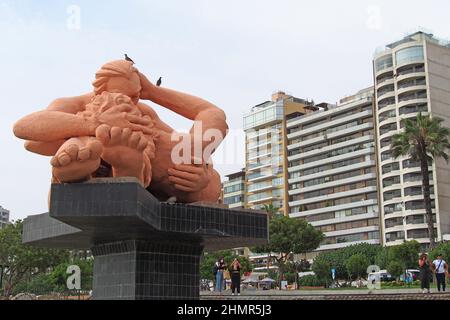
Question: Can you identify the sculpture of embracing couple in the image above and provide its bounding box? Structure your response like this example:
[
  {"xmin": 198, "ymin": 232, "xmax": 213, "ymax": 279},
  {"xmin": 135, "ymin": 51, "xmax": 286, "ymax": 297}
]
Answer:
[{"xmin": 13, "ymin": 60, "xmax": 228, "ymax": 203}]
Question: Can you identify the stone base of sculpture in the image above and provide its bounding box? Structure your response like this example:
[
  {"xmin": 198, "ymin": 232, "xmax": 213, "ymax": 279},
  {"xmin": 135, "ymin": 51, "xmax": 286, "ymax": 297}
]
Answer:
[{"xmin": 22, "ymin": 178, "xmax": 268, "ymax": 300}]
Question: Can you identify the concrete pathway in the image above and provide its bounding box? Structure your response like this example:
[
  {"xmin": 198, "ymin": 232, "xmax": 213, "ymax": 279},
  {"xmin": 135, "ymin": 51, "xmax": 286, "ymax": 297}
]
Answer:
[{"xmin": 201, "ymin": 289, "xmax": 450, "ymax": 300}]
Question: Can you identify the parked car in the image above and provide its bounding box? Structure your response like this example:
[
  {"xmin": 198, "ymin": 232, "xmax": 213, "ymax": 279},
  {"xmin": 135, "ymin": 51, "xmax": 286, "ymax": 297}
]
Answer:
[{"xmin": 368, "ymin": 270, "xmax": 394, "ymax": 282}]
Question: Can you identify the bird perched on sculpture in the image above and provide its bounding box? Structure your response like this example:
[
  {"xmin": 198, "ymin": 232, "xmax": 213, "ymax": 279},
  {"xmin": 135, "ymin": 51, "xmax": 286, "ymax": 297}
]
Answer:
[{"xmin": 124, "ymin": 54, "xmax": 135, "ymax": 64}]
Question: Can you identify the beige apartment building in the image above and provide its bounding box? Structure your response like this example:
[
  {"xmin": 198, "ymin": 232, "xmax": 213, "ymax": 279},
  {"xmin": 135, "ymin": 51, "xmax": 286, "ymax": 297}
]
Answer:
[{"xmin": 373, "ymin": 31, "xmax": 450, "ymax": 250}]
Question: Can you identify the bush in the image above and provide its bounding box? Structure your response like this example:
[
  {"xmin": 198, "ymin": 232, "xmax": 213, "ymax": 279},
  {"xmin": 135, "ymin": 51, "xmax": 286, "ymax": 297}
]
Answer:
[
  {"xmin": 12, "ymin": 273, "xmax": 62, "ymax": 296},
  {"xmin": 284, "ymin": 272, "xmax": 296, "ymax": 285},
  {"xmin": 312, "ymin": 243, "xmax": 382, "ymax": 285},
  {"xmin": 298, "ymin": 275, "xmax": 325, "ymax": 287},
  {"xmin": 345, "ymin": 254, "xmax": 370, "ymax": 280},
  {"xmin": 387, "ymin": 260, "xmax": 404, "ymax": 279}
]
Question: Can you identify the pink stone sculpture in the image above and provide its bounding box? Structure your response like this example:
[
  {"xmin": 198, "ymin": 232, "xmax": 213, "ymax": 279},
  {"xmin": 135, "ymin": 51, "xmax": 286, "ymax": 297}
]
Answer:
[{"xmin": 13, "ymin": 60, "xmax": 228, "ymax": 203}]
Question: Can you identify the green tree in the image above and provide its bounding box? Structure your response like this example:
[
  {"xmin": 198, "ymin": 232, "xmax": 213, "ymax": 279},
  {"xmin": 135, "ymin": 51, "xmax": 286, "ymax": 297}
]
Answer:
[
  {"xmin": 391, "ymin": 113, "xmax": 450, "ymax": 249},
  {"xmin": 311, "ymin": 252, "xmax": 335, "ymax": 287},
  {"xmin": 49, "ymin": 258, "xmax": 93, "ymax": 291},
  {"xmin": 375, "ymin": 247, "xmax": 391, "ymax": 270},
  {"xmin": 0, "ymin": 221, "xmax": 70, "ymax": 296},
  {"xmin": 345, "ymin": 254, "xmax": 370, "ymax": 281},
  {"xmin": 389, "ymin": 241, "xmax": 421, "ymax": 269},
  {"xmin": 429, "ymin": 242, "xmax": 450, "ymax": 262},
  {"xmin": 312, "ymin": 243, "xmax": 382, "ymax": 285},
  {"xmin": 258, "ymin": 216, "xmax": 323, "ymax": 289},
  {"xmin": 387, "ymin": 261, "xmax": 404, "ymax": 280},
  {"xmin": 200, "ymin": 250, "xmax": 252, "ymax": 281},
  {"xmin": 262, "ymin": 204, "xmax": 279, "ymax": 219}
]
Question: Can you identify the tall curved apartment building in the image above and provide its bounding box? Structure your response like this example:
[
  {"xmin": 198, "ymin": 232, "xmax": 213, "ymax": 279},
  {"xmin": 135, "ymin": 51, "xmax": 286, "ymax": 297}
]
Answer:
[{"xmin": 373, "ymin": 32, "xmax": 450, "ymax": 250}]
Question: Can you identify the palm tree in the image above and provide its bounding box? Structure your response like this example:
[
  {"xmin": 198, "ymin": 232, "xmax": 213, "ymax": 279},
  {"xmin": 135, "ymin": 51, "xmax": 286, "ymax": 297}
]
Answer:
[
  {"xmin": 391, "ymin": 113, "xmax": 450, "ymax": 249},
  {"xmin": 263, "ymin": 204, "xmax": 279, "ymax": 219},
  {"xmin": 262, "ymin": 204, "xmax": 279, "ymax": 272}
]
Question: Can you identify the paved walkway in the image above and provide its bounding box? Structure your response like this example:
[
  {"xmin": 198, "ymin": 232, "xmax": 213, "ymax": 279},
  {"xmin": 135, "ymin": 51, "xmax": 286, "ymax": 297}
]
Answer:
[{"xmin": 201, "ymin": 289, "xmax": 450, "ymax": 300}]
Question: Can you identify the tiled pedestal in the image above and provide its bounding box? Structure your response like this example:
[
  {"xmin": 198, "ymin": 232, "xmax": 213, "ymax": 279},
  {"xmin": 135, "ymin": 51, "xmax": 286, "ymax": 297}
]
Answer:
[{"xmin": 22, "ymin": 179, "xmax": 268, "ymax": 300}]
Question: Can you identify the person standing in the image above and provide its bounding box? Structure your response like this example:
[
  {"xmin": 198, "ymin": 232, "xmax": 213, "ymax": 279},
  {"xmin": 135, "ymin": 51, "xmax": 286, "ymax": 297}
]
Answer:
[
  {"xmin": 229, "ymin": 258, "xmax": 242, "ymax": 296},
  {"xmin": 214, "ymin": 257, "xmax": 226, "ymax": 293},
  {"xmin": 432, "ymin": 254, "xmax": 448, "ymax": 292},
  {"xmin": 419, "ymin": 253, "xmax": 432, "ymax": 294}
]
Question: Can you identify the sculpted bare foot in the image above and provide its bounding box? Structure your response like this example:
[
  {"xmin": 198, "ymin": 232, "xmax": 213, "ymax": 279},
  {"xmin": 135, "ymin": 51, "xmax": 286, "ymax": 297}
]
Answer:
[
  {"xmin": 95, "ymin": 125, "xmax": 148, "ymax": 183},
  {"xmin": 51, "ymin": 138, "xmax": 103, "ymax": 183}
]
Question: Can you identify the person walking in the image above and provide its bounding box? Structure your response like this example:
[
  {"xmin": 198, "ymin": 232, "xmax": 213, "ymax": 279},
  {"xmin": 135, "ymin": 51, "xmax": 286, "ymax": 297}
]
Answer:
[
  {"xmin": 214, "ymin": 257, "xmax": 226, "ymax": 293},
  {"xmin": 229, "ymin": 258, "xmax": 242, "ymax": 296},
  {"xmin": 419, "ymin": 253, "xmax": 432, "ymax": 294},
  {"xmin": 432, "ymin": 254, "xmax": 448, "ymax": 292}
]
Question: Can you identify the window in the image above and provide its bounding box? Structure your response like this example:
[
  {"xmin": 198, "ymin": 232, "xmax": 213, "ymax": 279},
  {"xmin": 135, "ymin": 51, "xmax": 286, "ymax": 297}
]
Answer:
[
  {"xmin": 383, "ymin": 176, "xmax": 400, "ymax": 187},
  {"xmin": 384, "ymin": 189, "xmax": 401, "ymax": 201},
  {"xmin": 396, "ymin": 46, "xmax": 424, "ymax": 66},
  {"xmin": 382, "ymin": 162, "xmax": 399, "ymax": 174},
  {"xmin": 405, "ymin": 200, "xmax": 435, "ymax": 211},
  {"xmin": 380, "ymin": 123, "xmax": 397, "ymax": 136},
  {"xmin": 402, "ymin": 159, "xmax": 421, "ymax": 169},
  {"xmin": 376, "ymin": 55, "xmax": 393, "ymax": 71},
  {"xmin": 379, "ymin": 109, "xmax": 396, "ymax": 122},
  {"xmin": 224, "ymin": 183, "xmax": 243, "ymax": 194},
  {"xmin": 386, "ymin": 231, "xmax": 404, "ymax": 242},
  {"xmin": 399, "ymin": 103, "xmax": 428, "ymax": 115},
  {"xmin": 384, "ymin": 203, "xmax": 403, "ymax": 214},
  {"xmin": 224, "ymin": 195, "xmax": 243, "ymax": 205},
  {"xmin": 385, "ymin": 217, "xmax": 403, "ymax": 228}
]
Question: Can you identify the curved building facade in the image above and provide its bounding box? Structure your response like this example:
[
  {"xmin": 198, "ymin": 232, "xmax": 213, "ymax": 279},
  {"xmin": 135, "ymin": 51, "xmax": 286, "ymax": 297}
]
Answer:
[{"xmin": 373, "ymin": 32, "xmax": 450, "ymax": 249}]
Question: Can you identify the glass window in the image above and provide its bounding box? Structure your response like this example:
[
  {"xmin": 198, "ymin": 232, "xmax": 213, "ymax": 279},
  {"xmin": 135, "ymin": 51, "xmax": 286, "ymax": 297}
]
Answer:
[
  {"xmin": 396, "ymin": 46, "xmax": 424, "ymax": 66},
  {"xmin": 376, "ymin": 55, "xmax": 393, "ymax": 72}
]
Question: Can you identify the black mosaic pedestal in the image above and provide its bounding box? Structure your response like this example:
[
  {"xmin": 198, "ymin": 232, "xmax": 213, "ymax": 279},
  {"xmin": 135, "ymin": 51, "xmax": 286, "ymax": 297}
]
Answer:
[{"xmin": 22, "ymin": 178, "xmax": 268, "ymax": 300}]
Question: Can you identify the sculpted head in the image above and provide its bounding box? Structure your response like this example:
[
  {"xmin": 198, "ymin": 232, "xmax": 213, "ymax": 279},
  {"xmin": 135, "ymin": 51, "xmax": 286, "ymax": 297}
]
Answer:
[{"xmin": 93, "ymin": 60, "xmax": 142, "ymax": 105}]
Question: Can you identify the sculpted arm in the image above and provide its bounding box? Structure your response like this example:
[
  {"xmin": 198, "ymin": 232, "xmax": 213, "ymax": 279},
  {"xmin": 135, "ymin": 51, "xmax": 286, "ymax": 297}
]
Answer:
[
  {"xmin": 139, "ymin": 73, "xmax": 229, "ymax": 152},
  {"xmin": 14, "ymin": 94, "xmax": 96, "ymax": 143}
]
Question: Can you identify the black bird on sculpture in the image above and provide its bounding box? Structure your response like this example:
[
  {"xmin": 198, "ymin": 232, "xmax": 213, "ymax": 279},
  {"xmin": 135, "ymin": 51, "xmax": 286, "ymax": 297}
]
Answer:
[
  {"xmin": 124, "ymin": 54, "xmax": 135, "ymax": 64},
  {"xmin": 156, "ymin": 77, "xmax": 162, "ymax": 87}
]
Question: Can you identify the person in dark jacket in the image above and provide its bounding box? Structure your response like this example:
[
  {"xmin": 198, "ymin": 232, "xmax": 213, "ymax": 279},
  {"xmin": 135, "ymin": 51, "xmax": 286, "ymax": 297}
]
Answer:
[
  {"xmin": 419, "ymin": 253, "xmax": 432, "ymax": 294},
  {"xmin": 229, "ymin": 258, "xmax": 242, "ymax": 296}
]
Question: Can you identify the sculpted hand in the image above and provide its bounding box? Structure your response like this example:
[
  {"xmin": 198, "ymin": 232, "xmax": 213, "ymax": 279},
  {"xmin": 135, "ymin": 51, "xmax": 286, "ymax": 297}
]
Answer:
[
  {"xmin": 138, "ymin": 72, "xmax": 156, "ymax": 101},
  {"xmin": 168, "ymin": 159, "xmax": 210, "ymax": 193},
  {"xmin": 94, "ymin": 104, "xmax": 154, "ymax": 135}
]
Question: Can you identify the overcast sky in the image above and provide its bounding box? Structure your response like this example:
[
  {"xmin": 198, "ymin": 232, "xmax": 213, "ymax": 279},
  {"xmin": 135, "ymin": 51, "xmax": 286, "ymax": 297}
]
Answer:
[{"xmin": 1, "ymin": 0, "xmax": 449, "ymax": 220}]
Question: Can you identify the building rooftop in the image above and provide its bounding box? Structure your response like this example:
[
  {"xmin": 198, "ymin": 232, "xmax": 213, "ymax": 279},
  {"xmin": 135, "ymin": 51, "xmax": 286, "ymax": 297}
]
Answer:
[
  {"xmin": 249, "ymin": 91, "xmax": 315, "ymax": 113},
  {"xmin": 225, "ymin": 169, "xmax": 245, "ymax": 181},
  {"xmin": 376, "ymin": 30, "xmax": 450, "ymax": 55}
]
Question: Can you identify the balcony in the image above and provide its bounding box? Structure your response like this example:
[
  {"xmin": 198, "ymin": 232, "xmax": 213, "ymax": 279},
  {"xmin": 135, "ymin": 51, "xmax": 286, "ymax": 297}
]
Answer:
[
  {"xmin": 377, "ymin": 85, "xmax": 395, "ymax": 98},
  {"xmin": 288, "ymin": 147, "xmax": 375, "ymax": 173},
  {"xmin": 287, "ymin": 110, "xmax": 372, "ymax": 140},
  {"xmin": 247, "ymin": 162, "xmax": 272, "ymax": 172},
  {"xmin": 289, "ymin": 185, "xmax": 377, "ymax": 207},
  {"xmin": 247, "ymin": 151, "xmax": 272, "ymax": 162},
  {"xmin": 397, "ymin": 84, "xmax": 427, "ymax": 97},
  {"xmin": 289, "ymin": 199, "xmax": 378, "ymax": 219},
  {"xmin": 288, "ymin": 160, "xmax": 375, "ymax": 185},
  {"xmin": 376, "ymin": 77, "xmax": 394, "ymax": 89},
  {"xmin": 287, "ymin": 135, "xmax": 373, "ymax": 162},
  {"xmin": 289, "ymin": 174, "xmax": 377, "ymax": 197},
  {"xmin": 247, "ymin": 171, "xmax": 277, "ymax": 183},
  {"xmin": 247, "ymin": 181, "xmax": 276, "ymax": 193}
]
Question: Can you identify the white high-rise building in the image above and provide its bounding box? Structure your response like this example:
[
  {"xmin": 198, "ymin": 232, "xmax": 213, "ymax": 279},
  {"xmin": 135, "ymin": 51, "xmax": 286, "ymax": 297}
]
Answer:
[
  {"xmin": 286, "ymin": 88, "xmax": 381, "ymax": 253},
  {"xmin": 373, "ymin": 31, "xmax": 450, "ymax": 249}
]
